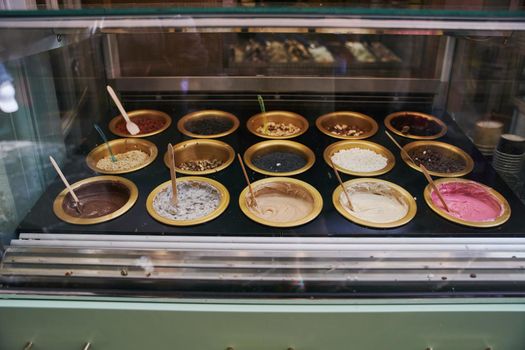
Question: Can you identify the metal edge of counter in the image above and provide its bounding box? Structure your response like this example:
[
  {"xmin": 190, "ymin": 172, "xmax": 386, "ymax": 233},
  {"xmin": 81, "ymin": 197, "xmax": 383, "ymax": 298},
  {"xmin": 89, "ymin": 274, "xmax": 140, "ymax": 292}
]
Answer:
[{"xmin": 1, "ymin": 234, "xmax": 525, "ymax": 298}]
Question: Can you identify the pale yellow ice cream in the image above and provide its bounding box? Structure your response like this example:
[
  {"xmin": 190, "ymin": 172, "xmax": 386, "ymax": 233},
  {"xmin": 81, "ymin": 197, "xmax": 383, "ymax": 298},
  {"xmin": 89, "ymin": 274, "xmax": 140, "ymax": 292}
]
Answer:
[{"xmin": 340, "ymin": 182, "xmax": 408, "ymax": 223}]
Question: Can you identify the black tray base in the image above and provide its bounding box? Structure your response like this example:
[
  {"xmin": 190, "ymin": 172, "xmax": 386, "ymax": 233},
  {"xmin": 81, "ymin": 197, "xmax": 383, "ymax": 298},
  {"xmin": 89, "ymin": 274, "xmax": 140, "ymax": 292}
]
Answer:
[{"xmin": 18, "ymin": 95, "xmax": 525, "ymax": 237}]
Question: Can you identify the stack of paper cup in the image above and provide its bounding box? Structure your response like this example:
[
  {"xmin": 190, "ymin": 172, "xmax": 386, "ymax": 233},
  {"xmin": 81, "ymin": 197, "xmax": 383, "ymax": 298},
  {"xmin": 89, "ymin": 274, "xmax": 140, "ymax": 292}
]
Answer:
[
  {"xmin": 474, "ymin": 120, "xmax": 503, "ymax": 156},
  {"xmin": 493, "ymin": 134, "xmax": 525, "ymax": 185}
]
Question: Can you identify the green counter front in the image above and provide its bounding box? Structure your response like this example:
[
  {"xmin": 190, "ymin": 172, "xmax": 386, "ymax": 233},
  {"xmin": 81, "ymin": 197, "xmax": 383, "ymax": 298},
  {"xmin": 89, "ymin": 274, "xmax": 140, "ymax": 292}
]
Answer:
[{"xmin": 1, "ymin": 296, "xmax": 525, "ymax": 350}]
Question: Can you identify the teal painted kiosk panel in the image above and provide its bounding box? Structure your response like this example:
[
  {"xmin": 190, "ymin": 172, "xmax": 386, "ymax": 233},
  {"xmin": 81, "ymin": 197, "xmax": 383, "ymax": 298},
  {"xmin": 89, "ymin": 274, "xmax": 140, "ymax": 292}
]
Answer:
[{"xmin": 1, "ymin": 297, "xmax": 525, "ymax": 350}]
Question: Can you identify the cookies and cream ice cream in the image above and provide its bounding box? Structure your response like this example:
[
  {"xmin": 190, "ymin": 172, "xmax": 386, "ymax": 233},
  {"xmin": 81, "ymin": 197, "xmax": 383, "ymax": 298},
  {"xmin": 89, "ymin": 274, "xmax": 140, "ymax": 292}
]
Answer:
[
  {"xmin": 339, "ymin": 182, "xmax": 408, "ymax": 224},
  {"xmin": 153, "ymin": 181, "xmax": 220, "ymax": 221}
]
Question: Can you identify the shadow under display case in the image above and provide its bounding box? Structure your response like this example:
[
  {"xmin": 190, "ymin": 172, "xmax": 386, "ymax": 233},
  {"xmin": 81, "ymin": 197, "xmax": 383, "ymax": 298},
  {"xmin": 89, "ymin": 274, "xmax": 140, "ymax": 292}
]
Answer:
[{"xmin": 2, "ymin": 2, "xmax": 525, "ymax": 350}]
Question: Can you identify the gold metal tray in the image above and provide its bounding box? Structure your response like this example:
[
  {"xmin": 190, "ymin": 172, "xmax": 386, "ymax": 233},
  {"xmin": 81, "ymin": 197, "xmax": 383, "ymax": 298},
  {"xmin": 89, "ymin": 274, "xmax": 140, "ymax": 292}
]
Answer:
[
  {"xmin": 239, "ymin": 177, "xmax": 323, "ymax": 228},
  {"xmin": 109, "ymin": 109, "xmax": 172, "ymax": 138},
  {"xmin": 246, "ymin": 111, "xmax": 309, "ymax": 139},
  {"xmin": 86, "ymin": 138, "xmax": 158, "ymax": 174},
  {"xmin": 243, "ymin": 140, "xmax": 315, "ymax": 176},
  {"xmin": 177, "ymin": 109, "xmax": 240, "ymax": 139},
  {"xmin": 423, "ymin": 178, "xmax": 511, "ymax": 228},
  {"xmin": 401, "ymin": 140, "xmax": 474, "ymax": 177},
  {"xmin": 163, "ymin": 139, "xmax": 235, "ymax": 175},
  {"xmin": 384, "ymin": 111, "xmax": 447, "ymax": 140},
  {"xmin": 323, "ymin": 140, "xmax": 395, "ymax": 176},
  {"xmin": 316, "ymin": 111, "xmax": 378, "ymax": 140},
  {"xmin": 146, "ymin": 177, "xmax": 230, "ymax": 226},
  {"xmin": 53, "ymin": 175, "xmax": 138, "ymax": 225},
  {"xmin": 332, "ymin": 178, "xmax": 417, "ymax": 229}
]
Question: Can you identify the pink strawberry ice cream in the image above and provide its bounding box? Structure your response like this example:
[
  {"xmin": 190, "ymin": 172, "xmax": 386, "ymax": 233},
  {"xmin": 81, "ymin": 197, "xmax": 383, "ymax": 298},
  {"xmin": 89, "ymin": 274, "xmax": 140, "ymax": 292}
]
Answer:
[{"xmin": 430, "ymin": 181, "xmax": 503, "ymax": 222}]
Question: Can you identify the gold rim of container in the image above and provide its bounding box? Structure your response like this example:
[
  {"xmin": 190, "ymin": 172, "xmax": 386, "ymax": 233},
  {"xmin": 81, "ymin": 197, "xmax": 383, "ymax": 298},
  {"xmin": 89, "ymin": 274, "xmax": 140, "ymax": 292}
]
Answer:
[
  {"xmin": 243, "ymin": 140, "xmax": 315, "ymax": 176},
  {"xmin": 238, "ymin": 177, "xmax": 323, "ymax": 228},
  {"xmin": 109, "ymin": 109, "xmax": 172, "ymax": 138},
  {"xmin": 163, "ymin": 139, "xmax": 235, "ymax": 175},
  {"xmin": 323, "ymin": 140, "xmax": 396, "ymax": 176},
  {"xmin": 332, "ymin": 178, "xmax": 417, "ymax": 229},
  {"xmin": 246, "ymin": 111, "xmax": 309, "ymax": 139},
  {"xmin": 53, "ymin": 175, "xmax": 138, "ymax": 225},
  {"xmin": 146, "ymin": 176, "xmax": 230, "ymax": 226},
  {"xmin": 401, "ymin": 140, "xmax": 474, "ymax": 177},
  {"xmin": 423, "ymin": 178, "xmax": 511, "ymax": 228},
  {"xmin": 177, "ymin": 110, "xmax": 240, "ymax": 139},
  {"xmin": 86, "ymin": 138, "xmax": 158, "ymax": 174},
  {"xmin": 315, "ymin": 111, "xmax": 378, "ymax": 140},
  {"xmin": 384, "ymin": 111, "xmax": 447, "ymax": 140}
]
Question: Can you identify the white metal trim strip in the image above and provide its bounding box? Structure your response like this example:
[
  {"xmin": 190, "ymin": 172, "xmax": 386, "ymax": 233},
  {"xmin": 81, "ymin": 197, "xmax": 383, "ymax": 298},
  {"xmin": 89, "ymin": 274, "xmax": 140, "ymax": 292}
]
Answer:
[
  {"xmin": 17, "ymin": 233, "xmax": 525, "ymax": 245},
  {"xmin": 0, "ymin": 17, "xmax": 524, "ymax": 31}
]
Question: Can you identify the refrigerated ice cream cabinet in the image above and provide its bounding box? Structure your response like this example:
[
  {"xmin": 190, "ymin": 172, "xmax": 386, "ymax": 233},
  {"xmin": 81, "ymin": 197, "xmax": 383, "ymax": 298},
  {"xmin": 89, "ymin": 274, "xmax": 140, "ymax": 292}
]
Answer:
[{"xmin": 1, "ymin": 3, "xmax": 525, "ymax": 349}]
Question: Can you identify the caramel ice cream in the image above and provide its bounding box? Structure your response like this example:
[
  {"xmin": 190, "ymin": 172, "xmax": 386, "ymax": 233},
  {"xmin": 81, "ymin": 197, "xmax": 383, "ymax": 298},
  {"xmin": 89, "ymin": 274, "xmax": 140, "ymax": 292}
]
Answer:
[{"xmin": 247, "ymin": 182, "xmax": 314, "ymax": 223}]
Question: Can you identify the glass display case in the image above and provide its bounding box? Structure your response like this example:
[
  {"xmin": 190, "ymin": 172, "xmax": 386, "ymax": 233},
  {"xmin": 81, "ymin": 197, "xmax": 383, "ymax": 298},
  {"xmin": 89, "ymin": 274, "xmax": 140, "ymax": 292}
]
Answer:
[{"xmin": 1, "ymin": 2, "xmax": 525, "ymax": 349}]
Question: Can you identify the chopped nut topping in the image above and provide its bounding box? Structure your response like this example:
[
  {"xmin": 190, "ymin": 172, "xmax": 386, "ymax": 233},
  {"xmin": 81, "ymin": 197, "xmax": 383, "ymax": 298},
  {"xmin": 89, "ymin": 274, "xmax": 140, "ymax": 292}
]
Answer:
[
  {"xmin": 327, "ymin": 123, "xmax": 366, "ymax": 137},
  {"xmin": 178, "ymin": 158, "xmax": 223, "ymax": 171},
  {"xmin": 256, "ymin": 122, "xmax": 301, "ymax": 137}
]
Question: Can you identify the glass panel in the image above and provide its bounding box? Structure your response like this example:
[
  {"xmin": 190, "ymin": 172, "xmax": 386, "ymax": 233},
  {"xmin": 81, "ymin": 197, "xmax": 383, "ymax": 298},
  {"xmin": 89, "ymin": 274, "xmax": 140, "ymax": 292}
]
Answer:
[
  {"xmin": 0, "ymin": 31, "xmax": 108, "ymax": 245},
  {"xmin": 116, "ymin": 32, "xmax": 442, "ymax": 78},
  {"xmin": 448, "ymin": 32, "xmax": 525, "ymax": 200}
]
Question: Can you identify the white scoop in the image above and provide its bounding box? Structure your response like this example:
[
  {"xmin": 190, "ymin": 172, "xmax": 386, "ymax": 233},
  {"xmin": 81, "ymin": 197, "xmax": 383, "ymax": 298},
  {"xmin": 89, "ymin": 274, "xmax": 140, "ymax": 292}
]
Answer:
[{"xmin": 106, "ymin": 85, "xmax": 140, "ymax": 135}]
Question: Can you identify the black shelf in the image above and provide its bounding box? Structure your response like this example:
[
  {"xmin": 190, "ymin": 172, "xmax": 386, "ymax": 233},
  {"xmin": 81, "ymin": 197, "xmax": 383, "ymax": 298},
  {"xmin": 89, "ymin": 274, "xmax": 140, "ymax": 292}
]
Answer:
[{"xmin": 18, "ymin": 96, "xmax": 525, "ymax": 237}]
